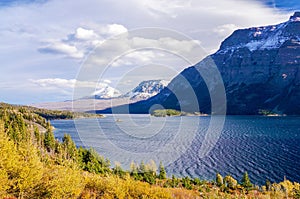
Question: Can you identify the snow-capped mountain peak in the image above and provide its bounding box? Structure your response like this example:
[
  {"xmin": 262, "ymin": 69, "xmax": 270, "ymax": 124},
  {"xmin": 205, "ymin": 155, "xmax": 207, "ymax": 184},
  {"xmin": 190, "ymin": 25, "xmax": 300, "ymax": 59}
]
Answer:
[
  {"xmin": 92, "ymin": 84, "xmax": 121, "ymax": 99},
  {"xmin": 124, "ymin": 80, "xmax": 169, "ymax": 100},
  {"xmin": 90, "ymin": 80, "xmax": 169, "ymax": 100}
]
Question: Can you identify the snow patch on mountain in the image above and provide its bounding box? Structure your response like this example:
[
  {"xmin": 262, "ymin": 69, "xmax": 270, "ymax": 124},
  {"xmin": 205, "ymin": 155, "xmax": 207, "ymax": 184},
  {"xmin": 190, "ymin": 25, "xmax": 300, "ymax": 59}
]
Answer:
[{"xmin": 218, "ymin": 13, "xmax": 300, "ymax": 54}]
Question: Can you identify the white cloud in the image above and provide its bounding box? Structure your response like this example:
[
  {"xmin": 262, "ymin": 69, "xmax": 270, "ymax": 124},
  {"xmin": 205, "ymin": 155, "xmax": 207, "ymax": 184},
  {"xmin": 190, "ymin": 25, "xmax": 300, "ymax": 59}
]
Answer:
[
  {"xmin": 99, "ymin": 24, "xmax": 128, "ymax": 36},
  {"xmin": 89, "ymin": 35, "xmax": 205, "ymax": 70},
  {"xmin": 74, "ymin": 27, "xmax": 99, "ymax": 40},
  {"xmin": 38, "ymin": 42, "xmax": 84, "ymax": 58},
  {"xmin": 38, "ymin": 23, "xmax": 128, "ymax": 59},
  {"xmin": 30, "ymin": 78, "xmax": 77, "ymax": 89},
  {"xmin": 103, "ymin": 79, "xmax": 112, "ymax": 84},
  {"xmin": 30, "ymin": 78, "xmax": 118, "ymax": 89},
  {"xmin": 111, "ymin": 50, "xmax": 156, "ymax": 67}
]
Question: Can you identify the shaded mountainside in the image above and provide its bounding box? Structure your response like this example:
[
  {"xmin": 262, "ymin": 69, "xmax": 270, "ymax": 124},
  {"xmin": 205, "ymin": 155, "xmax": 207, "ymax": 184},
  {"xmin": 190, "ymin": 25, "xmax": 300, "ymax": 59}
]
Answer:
[{"xmin": 98, "ymin": 12, "xmax": 300, "ymax": 115}]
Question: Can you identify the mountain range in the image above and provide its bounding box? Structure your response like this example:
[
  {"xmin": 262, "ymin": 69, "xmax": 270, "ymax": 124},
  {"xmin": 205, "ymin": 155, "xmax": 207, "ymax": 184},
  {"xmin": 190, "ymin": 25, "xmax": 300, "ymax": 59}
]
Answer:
[
  {"xmin": 99, "ymin": 12, "xmax": 300, "ymax": 115},
  {"xmin": 32, "ymin": 79, "xmax": 169, "ymax": 112}
]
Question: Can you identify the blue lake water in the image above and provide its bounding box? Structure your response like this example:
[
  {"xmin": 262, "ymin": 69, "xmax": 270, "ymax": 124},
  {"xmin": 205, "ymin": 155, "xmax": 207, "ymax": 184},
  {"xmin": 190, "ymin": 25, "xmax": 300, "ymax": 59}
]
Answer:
[{"xmin": 51, "ymin": 115, "xmax": 300, "ymax": 185}]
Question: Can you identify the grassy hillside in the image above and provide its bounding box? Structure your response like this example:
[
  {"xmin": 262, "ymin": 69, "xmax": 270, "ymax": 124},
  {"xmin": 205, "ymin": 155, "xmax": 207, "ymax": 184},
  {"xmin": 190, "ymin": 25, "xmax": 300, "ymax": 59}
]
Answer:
[{"xmin": 0, "ymin": 103, "xmax": 299, "ymax": 198}]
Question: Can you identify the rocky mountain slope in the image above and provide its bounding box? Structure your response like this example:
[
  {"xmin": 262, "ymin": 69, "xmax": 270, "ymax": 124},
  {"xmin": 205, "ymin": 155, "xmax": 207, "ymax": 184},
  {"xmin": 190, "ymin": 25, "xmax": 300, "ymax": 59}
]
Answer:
[{"xmin": 99, "ymin": 12, "xmax": 300, "ymax": 115}]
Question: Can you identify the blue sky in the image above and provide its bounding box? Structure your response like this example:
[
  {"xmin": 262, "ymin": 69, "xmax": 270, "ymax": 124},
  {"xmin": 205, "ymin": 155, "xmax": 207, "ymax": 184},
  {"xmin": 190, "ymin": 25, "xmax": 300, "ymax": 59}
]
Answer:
[
  {"xmin": 0, "ymin": 0, "xmax": 46, "ymax": 6},
  {"xmin": 1, "ymin": 0, "xmax": 299, "ymax": 10},
  {"xmin": 260, "ymin": 0, "xmax": 300, "ymax": 10},
  {"xmin": 0, "ymin": 0, "xmax": 298, "ymax": 104}
]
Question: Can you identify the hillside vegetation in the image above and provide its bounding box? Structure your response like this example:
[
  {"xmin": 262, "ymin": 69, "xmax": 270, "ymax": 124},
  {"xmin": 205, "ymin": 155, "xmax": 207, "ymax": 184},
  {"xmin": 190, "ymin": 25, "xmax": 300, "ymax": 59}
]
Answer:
[
  {"xmin": 0, "ymin": 103, "xmax": 299, "ymax": 198},
  {"xmin": 0, "ymin": 103, "xmax": 103, "ymax": 121}
]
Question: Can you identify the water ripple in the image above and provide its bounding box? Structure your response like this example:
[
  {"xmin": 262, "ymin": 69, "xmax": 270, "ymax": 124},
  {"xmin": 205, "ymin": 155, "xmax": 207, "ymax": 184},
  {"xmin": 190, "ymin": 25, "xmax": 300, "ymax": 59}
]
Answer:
[{"xmin": 52, "ymin": 115, "xmax": 300, "ymax": 185}]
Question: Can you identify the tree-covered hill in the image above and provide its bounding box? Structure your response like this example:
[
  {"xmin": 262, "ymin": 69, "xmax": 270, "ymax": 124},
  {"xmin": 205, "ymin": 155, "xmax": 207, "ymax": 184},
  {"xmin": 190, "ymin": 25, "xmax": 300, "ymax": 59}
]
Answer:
[{"xmin": 0, "ymin": 102, "xmax": 103, "ymax": 121}]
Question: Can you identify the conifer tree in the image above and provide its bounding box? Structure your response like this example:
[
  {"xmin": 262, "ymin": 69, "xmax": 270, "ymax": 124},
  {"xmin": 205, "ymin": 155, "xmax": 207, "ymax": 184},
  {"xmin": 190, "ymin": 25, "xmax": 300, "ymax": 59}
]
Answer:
[
  {"xmin": 130, "ymin": 161, "xmax": 140, "ymax": 180},
  {"xmin": 241, "ymin": 172, "xmax": 252, "ymax": 189},
  {"xmin": 139, "ymin": 161, "xmax": 146, "ymax": 174},
  {"xmin": 182, "ymin": 176, "xmax": 193, "ymax": 190},
  {"xmin": 62, "ymin": 134, "xmax": 77, "ymax": 160},
  {"xmin": 158, "ymin": 161, "xmax": 167, "ymax": 180},
  {"xmin": 44, "ymin": 123, "xmax": 56, "ymax": 152},
  {"xmin": 34, "ymin": 126, "xmax": 40, "ymax": 146},
  {"xmin": 78, "ymin": 148, "xmax": 110, "ymax": 174},
  {"xmin": 113, "ymin": 161, "xmax": 125, "ymax": 177},
  {"xmin": 171, "ymin": 175, "xmax": 179, "ymax": 188}
]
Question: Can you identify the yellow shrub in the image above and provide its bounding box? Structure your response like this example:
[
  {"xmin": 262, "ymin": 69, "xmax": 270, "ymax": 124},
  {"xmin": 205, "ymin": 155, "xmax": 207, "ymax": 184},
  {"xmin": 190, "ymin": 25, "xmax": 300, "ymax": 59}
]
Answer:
[
  {"xmin": 83, "ymin": 173, "xmax": 172, "ymax": 199},
  {"xmin": 0, "ymin": 169, "xmax": 9, "ymax": 197},
  {"xmin": 39, "ymin": 165, "xmax": 85, "ymax": 199}
]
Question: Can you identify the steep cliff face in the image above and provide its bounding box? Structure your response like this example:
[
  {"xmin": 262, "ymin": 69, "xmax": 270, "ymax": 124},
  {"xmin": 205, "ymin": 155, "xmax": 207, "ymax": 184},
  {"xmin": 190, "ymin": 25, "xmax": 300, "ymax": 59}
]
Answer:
[
  {"xmin": 99, "ymin": 13, "xmax": 300, "ymax": 115},
  {"xmin": 212, "ymin": 12, "xmax": 300, "ymax": 114}
]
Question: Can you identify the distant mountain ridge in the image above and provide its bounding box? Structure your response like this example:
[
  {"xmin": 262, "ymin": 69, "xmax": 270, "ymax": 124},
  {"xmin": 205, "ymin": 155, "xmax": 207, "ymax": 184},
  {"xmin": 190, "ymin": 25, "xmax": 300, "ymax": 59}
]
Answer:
[
  {"xmin": 98, "ymin": 12, "xmax": 300, "ymax": 115},
  {"xmin": 86, "ymin": 79, "xmax": 168, "ymax": 100},
  {"xmin": 32, "ymin": 79, "xmax": 169, "ymax": 112}
]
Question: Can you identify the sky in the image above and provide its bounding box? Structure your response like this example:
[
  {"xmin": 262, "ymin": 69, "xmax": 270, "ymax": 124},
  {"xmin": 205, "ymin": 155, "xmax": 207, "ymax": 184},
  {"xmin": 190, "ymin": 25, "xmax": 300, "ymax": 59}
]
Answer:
[{"xmin": 0, "ymin": 0, "xmax": 299, "ymax": 104}]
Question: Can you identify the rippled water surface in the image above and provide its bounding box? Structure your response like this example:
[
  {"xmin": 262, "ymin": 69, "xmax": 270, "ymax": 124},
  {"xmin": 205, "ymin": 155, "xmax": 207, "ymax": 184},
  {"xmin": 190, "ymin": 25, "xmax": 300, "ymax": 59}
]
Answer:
[{"xmin": 51, "ymin": 115, "xmax": 300, "ymax": 185}]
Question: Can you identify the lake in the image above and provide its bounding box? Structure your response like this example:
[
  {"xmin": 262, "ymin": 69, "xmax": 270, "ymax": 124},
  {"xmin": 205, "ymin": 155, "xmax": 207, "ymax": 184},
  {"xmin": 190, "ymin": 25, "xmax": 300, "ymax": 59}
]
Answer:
[{"xmin": 51, "ymin": 115, "xmax": 300, "ymax": 185}]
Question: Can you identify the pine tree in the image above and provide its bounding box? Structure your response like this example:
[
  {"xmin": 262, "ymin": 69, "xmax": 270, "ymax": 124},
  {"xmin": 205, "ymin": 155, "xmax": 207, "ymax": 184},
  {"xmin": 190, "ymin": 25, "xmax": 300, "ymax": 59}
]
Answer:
[
  {"xmin": 34, "ymin": 126, "xmax": 41, "ymax": 146},
  {"xmin": 158, "ymin": 162, "xmax": 167, "ymax": 180},
  {"xmin": 44, "ymin": 124, "xmax": 56, "ymax": 152},
  {"xmin": 16, "ymin": 113, "xmax": 27, "ymax": 141},
  {"xmin": 113, "ymin": 161, "xmax": 125, "ymax": 177},
  {"xmin": 148, "ymin": 160, "xmax": 157, "ymax": 176},
  {"xmin": 78, "ymin": 148, "xmax": 110, "ymax": 174},
  {"xmin": 130, "ymin": 161, "xmax": 140, "ymax": 180},
  {"xmin": 241, "ymin": 172, "xmax": 252, "ymax": 189},
  {"xmin": 182, "ymin": 176, "xmax": 193, "ymax": 190},
  {"xmin": 139, "ymin": 161, "xmax": 146, "ymax": 174},
  {"xmin": 171, "ymin": 175, "xmax": 179, "ymax": 188},
  {"xmin": 62, "ymin": 134, "xmax": 77, "ymax": 160}
]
